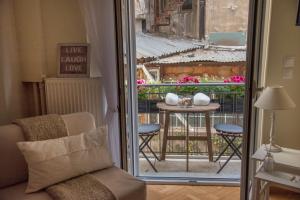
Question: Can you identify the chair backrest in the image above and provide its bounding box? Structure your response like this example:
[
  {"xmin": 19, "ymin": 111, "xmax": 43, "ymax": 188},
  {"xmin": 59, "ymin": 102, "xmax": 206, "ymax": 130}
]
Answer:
[{"xmin": 0, "ymin": 112, "xmax": 96, "ymax": 188}]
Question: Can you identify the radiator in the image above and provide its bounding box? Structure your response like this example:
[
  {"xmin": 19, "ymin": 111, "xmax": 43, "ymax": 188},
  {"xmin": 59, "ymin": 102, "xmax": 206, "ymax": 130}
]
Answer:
[{"xmin": 45, "ymin": 78, "xmax": 102, "ymax": 126}]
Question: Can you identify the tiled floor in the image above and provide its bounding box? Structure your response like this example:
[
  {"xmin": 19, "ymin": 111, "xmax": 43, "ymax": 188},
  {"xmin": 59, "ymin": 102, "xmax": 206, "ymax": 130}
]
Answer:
[{"xmin": 139, "ymin": 156, "xmax": 241, "ymax": 179}]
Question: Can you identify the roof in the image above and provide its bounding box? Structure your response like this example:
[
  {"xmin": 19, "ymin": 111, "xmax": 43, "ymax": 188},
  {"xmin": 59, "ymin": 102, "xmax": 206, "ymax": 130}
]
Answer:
[
  {"xmin": 148, "ymin": 48, "xmax": 246, "ymax": 65},
  {"xmin": 136, "ymin": 33, "xmax": 203, "ymax": 60}
]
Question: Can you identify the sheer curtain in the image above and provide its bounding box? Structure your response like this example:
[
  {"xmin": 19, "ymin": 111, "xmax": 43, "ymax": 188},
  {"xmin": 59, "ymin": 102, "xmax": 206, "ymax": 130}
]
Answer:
[
  {"xmin": 78, "ymin": 0, "xmax": 121, "ymax": 167},
  {"xmin": 0, "ymin": 0, "xmax": 26, "ymax": 124}
]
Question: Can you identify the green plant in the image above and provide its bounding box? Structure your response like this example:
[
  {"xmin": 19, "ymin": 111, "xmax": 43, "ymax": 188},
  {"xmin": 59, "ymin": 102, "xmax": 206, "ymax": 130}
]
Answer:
[{"xmin": 137, "ymin": 84, "xmax": 245, "ymax": 100}]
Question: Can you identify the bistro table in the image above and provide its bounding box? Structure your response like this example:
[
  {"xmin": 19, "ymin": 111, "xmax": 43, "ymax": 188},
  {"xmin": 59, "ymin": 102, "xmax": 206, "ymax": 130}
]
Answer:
[{"xmin": 157, "ymin": 102, "xmax": 220, "ymax": 171}]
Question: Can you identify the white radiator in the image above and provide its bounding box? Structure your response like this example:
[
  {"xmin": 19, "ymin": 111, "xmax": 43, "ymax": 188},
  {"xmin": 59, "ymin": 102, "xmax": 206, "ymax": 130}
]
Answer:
[{"xmin": 45, "ymin": 78, "xmax": 102, "ymax": 126}]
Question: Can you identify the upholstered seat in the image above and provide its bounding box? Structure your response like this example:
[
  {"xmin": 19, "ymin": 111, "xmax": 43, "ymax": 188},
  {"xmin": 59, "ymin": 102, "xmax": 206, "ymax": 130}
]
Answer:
[
  {"xmin": 0, "ymin": 167, "xmax": 145, "ymax": 200},
  {"xmin": 0, "ymin": 112, "xmax": 146, "ymax": 200}
]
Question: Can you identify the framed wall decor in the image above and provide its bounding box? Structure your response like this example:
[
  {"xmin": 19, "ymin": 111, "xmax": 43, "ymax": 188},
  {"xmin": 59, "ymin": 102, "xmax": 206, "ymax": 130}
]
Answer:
[{"xmin": 57, "ymin": 43, "xmax": 90, "ymax": 77}]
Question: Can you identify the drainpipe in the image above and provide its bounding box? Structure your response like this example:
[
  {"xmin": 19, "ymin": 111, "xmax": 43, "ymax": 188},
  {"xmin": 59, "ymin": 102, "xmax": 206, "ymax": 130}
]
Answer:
[{"xmin": 199, "ymin": 0, "xmax": 206, "ymax": 40}]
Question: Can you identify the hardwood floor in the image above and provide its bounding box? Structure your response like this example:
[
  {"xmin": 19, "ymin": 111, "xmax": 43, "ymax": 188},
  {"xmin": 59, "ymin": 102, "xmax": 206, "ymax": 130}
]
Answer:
[{"xmin": 146, "ymin": 185, "xmax": 300, "ymax": 200}]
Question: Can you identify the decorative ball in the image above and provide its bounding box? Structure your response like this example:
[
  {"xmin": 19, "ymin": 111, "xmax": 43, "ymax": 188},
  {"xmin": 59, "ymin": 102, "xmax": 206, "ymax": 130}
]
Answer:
[
  {"xmin": 193, "ymin": 93, "xmax": 210, "ymax": 106},
  {"xmin": 165, "ymin": 93, "xmax": 179, "ymax": 105}
]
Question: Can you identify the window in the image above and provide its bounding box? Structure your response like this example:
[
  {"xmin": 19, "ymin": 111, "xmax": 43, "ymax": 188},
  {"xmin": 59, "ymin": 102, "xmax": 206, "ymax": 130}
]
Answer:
[{"xmin": 182, "ymin": 0, "xmax": 192, "ymax": 10}]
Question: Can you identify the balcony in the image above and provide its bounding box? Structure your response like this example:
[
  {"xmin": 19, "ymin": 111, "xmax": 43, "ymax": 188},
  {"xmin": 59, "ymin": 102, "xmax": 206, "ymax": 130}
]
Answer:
[{"xmin": 137, "ymin": 82, "xmax": 245, "ymax": 180}]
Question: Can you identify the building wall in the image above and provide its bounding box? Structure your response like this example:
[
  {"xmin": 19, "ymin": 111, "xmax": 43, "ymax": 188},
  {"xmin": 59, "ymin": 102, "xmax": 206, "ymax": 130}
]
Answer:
[
  {"xmin": 263, "ymin": 0, "xmax": 300, "ymax": 149},
  {"xmin": 156, "ymin": 64, "xmax": 246, "ymax": 81},
  {"xmin": 206, "ymin": 0, "xmax": 249, "ymax": 34},
  {"xmin": 142, "ymin": 0, "xmax": 249, "ymax": 40},
  {"xmin": 158, "ymin": 0, "xmax": 200, "ymax": 39}
]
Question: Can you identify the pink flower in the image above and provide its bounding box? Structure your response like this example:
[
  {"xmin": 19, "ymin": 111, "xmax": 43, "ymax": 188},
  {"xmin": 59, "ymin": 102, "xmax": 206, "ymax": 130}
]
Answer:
[
  {"xmin": 177, "ymin": 76, "xmax": 200, "ymax": 84},
  {"xmin": 137, "ymin": 79, "xmax": 146, "ymax": 85},
  {"xmin": 224, "ymin": 75, "xmax": 245, "ymax": 83}
]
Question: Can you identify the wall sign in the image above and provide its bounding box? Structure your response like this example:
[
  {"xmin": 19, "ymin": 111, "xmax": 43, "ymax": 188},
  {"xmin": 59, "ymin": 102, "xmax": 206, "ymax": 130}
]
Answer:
[{"xmin": 58, "ymin": 43, "xmax": 90, "ymax": 77}]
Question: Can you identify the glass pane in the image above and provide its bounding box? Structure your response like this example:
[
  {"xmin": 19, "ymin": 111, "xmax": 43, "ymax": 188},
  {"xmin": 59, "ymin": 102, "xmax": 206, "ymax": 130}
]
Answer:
[{"xmin": 119, "ymin": 1, "xmax": 259, "ymax": 190}]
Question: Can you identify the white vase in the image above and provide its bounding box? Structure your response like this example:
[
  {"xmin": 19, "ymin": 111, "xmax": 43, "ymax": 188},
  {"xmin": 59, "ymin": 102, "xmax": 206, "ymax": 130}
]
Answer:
[
  {"xmin": 165, "ymin": 93, "xmax": 179, "ymax": 105},
  {"xmin": 193, "ymin": 93, "xmax": 210, "ymax": 106},
  {"xmin": 263, "ymin": 152, "xmax": 274, "ymax": 173}
]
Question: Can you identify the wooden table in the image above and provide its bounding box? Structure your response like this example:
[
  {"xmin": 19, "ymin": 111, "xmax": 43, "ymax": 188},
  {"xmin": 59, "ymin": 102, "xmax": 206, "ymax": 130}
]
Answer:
[
  {"xmin": 251, "ymin": 145, "xmax": 300, "ymax": 200},
  {"xmin": 157, "ymin": 102, "xmax": 220, "ymax": 171}
]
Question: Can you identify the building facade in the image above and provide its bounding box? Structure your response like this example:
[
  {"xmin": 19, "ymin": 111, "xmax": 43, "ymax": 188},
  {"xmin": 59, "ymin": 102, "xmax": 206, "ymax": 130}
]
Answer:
[{"xmin": 135, "ymin": 0, "xmax": 249, "ymax": 44}]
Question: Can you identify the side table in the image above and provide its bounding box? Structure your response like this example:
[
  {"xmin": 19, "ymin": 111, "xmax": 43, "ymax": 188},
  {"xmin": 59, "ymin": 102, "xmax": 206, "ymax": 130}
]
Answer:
[{"xmin": 251, "ymin": 145, "xmax": 300, "ymax": 200}]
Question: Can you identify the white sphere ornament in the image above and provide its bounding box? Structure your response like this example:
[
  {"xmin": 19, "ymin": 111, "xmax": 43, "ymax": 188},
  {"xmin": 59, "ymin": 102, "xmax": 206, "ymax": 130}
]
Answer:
[
  {"xmin": 165, "ymin": 93, "xmax": 179, "ymax": 105},
  {"xmin": 193, "ymin": 93, "xmax": 210, "ymax": 106}
]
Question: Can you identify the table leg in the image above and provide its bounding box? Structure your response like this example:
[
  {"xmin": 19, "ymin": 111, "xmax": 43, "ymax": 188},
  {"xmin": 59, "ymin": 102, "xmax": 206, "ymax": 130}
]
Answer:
[
  {"xmin": 161, "ymin": 111, "xmax": 170, "ymax": 160},
  {"xmin": 264, "ymin": 183, "xmax": 270, "ymax": 200},
  {"xmin": 252, "ymin": 177, "xmax": 261, "ymax": 200},
  {"xmin": 205, "ymin": 112, "xmax": 213, "ymax": 162},
  {"xmin": 186, "ymin": 113, "xmax": 189, "ymax": 172}
]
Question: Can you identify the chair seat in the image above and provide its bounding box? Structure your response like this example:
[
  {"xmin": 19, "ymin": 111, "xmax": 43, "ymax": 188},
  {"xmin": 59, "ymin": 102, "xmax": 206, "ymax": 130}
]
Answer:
[
  {"xmin": 214, "ymin": 124, "xmax": 243, "ymax": 135},
  {"xmin": 138, "ymin": 124, "xmax": 160, "ymax": 135}
]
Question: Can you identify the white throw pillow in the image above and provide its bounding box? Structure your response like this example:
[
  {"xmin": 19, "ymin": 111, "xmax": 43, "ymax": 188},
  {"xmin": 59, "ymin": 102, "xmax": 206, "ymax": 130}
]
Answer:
[
  {"xmin": 165, "ymin": 93, "xmax": 179, "ymax": 105},
  {"xmin": 17, "ymin": 127, "xmax": 113, "ymax": 193},
  {"xmin": 193, "ymin": 93, "xmax": 210, "ymax": 106}
]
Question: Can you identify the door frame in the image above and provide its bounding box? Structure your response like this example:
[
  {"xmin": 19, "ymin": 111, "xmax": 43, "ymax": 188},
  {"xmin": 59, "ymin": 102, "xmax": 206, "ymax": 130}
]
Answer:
[
  {"xmin": 241, "ymin": 0, "xmax": 271, "ymax": 199},
  {"xmin": 115, "ymin": 0, "xmax": 270, "ymax": 198},
  {"xmin": 115, "ymin": 0, "xmax": 140, "ymax": 175}
]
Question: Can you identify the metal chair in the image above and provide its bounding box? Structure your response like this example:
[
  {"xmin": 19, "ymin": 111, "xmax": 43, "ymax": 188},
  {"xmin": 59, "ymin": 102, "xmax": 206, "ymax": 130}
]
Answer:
[
  {"xmin": 138, "ymin": 124, "xmax": 161, "ymax": 172},
  {"xmin": 214, "ymin": 124, "xmax": 243, "ymax": 173}
]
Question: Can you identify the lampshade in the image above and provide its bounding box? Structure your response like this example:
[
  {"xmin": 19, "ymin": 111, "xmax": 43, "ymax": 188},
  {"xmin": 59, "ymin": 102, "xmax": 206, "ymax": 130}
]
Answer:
[{"xmin": 254, "ymin": 86, "xmax": 296, "ymax": 110}]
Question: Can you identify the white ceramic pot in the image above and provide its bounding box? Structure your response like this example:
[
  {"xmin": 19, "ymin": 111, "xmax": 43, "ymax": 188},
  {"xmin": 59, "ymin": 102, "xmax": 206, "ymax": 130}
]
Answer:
[
  {"xmin": 193, "ymin": 93, "xmax": 210, "ymax": 106},
  {"xmin": 165, "ymin": 93, "xmax": 179, "ymax": 105}
]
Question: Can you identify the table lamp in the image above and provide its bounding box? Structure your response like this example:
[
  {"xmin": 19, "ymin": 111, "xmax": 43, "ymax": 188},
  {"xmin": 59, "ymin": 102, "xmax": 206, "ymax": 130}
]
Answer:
[{"xmin": 254, "ymin": 86, "xmax": 296, "ymax": 152}]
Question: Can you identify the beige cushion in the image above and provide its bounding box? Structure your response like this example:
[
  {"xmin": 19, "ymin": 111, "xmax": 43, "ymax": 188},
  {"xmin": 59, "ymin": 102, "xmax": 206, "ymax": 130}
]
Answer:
[
  {"xmin": 62, "ymin": 112, "xmax": 96, "ymax": 136},
  {"xmin": 0, "ymin": 112, "xmax": 96, "ymax": 189},
  {"xmin": 0, "ymin": 167, "xmax": 146, "ymax": 200},
  {"xmin": 17, "ymin": 127, "xmax": 113, "ymax": 193},
  {"xmin": 91, "ymin": 167, "xmax": 146, "ymax": 200}
]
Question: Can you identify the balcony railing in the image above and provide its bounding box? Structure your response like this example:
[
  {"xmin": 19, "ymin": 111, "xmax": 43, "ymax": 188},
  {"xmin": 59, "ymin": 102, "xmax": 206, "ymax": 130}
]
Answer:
[{"xmin": 137, "ymin": 82, "xmax": 245, "ymax": 157}]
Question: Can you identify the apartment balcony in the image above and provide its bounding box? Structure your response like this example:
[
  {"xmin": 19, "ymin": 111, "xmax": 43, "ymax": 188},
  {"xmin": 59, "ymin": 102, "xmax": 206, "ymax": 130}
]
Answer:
[{"xmin": 137, "ymin": 82, "xmax": 245, "ymax": 180}]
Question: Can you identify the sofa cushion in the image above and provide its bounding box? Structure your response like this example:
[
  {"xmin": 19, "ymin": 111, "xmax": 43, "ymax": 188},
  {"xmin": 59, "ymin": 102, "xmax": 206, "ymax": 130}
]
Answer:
[
  {"xmin": 17, "ymin": 127, "xmax": 113, "ymax": 193},
  {"xmin": 0, "ymin": 112, "xmax": 97, "ymax": 189},
  {"xmin": 91, "ymin": 167, "xmax": 146, "ymax": 200},
  {"xmin": 62, "ymin": 112, "xmax": 96, "ymax": 136},
  {"xmin": 0, "ymin": 167, "xmax": 146, "ymax": 200}
]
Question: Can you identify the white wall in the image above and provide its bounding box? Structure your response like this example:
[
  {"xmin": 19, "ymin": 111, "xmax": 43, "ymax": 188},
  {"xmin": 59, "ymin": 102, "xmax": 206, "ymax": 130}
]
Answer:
[
  {"xmin": 263, "ymin": 0, "xmax": 300, "ymax": 149},
  {"xmin": 0, "ymin": 0, "xmax": 88, "ymax": 124},
  {"xmin": 13, "ymin": 0, "xmax": 87, "ymax": 81}
]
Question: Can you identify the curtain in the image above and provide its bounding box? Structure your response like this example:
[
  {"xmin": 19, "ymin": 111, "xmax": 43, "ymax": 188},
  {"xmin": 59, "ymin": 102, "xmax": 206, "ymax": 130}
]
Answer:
[
  {"xmin": 0, "ymin": 0, "xmax": 26, "ymax": 124},
  {"xmin": 78, "ymin": 0, "xmax": 121, "ymax": 167}
]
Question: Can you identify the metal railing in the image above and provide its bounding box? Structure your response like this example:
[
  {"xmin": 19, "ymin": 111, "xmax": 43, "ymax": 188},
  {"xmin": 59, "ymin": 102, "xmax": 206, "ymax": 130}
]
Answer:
[{"xmin": 137, "ymin": 82, "xmax": 245, "ymax": 157}]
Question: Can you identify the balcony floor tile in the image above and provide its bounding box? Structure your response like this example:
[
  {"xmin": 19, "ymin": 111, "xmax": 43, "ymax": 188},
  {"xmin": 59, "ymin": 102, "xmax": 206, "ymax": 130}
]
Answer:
[{"xmin": 139, "ymin": 157, "xmax": 241, "ymax": 180}]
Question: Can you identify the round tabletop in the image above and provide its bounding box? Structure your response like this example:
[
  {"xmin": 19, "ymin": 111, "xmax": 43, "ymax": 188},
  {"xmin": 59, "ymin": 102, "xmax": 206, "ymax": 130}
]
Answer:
[{"xmin": 156, "ymin": 102, "xmax": 220, "ymax": 113}]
